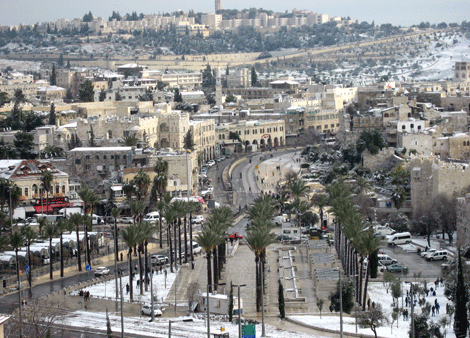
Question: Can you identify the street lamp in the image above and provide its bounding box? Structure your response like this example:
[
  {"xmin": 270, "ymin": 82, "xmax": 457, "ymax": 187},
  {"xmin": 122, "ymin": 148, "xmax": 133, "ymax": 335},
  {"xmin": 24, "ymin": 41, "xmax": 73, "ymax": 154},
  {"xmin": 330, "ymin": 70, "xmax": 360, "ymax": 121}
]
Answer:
[
  {"xmin": 169, "ymin": 318, "xmax": 193, "ymax": 338},
  {"xmin": 206, "ymin": 283, "xmax": 226, "ymax": 338},
  {"xmin": 232, "ymin": 284, "xmax": 246, "ymax": 338},
  {"xmin": 116, "ymin": 268, "xmax": 126, "ymax": 338}
]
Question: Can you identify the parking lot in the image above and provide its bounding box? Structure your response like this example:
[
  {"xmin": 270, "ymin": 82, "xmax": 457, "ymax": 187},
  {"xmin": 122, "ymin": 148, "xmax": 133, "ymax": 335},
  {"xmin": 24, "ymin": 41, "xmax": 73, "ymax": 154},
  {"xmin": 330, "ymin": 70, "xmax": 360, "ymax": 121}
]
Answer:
[{"xmin": 379, "ymin": 241, "xmax": 445, "ymax": 279}]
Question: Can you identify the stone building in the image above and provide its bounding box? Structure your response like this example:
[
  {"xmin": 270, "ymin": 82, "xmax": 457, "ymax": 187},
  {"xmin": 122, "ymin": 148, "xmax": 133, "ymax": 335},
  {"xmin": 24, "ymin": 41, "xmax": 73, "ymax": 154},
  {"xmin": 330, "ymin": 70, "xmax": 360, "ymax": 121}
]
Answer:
[
  {"xmin": 190, "ymin": 119, "xmax": 216, "ymax": 161},
  {"xmin": 456, "ymin": 194, "xmax": 470, "ymax": 247},
  {"xmin": 65, "ymin": 147, "xmax": 133, "ymax": 186},
  {"xmin": 410, "ymin": 156, "xmax": 470, "ymax": 215},
  {"xmin": 397, "ymin": 132, "xmax": 433, "ymax": 156},
  {"xmin": 454, "ymin": 62, "xmax": 470, "ymax": 82},
  {"xmin": 0, "ymin": 159, "xmax": 69, "ymax": 206},
  {"xmin": 433, "ymin": 133, "xmax": 470, "ymax": 160}
]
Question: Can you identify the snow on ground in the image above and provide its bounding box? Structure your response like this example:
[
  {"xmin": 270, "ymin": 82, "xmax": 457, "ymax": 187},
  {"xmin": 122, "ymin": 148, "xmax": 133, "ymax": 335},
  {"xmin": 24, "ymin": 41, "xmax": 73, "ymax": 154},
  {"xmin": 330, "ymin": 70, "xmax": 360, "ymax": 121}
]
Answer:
[
  {"xmin": 71, "ymin": 270, "xmax": 177, "ymax": 305},
  {"xmin": 291, "ymin": 281, "xmax": 455, "ymax": 338},
  {"xmin": 58, "ymin": 311, "xmax": 329, "ymax": 338}
]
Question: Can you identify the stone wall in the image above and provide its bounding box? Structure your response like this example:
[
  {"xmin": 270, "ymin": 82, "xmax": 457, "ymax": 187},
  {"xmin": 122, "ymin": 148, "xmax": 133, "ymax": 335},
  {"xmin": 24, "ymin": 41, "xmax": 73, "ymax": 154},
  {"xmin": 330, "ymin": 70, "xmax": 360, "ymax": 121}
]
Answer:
[
  {"xmin": 456, "ymin": 194, "xmax": 470, "ymax": 247},
  {"xmin": 362, "ymin": 147, "xmax": 402, "ymax": 172}
]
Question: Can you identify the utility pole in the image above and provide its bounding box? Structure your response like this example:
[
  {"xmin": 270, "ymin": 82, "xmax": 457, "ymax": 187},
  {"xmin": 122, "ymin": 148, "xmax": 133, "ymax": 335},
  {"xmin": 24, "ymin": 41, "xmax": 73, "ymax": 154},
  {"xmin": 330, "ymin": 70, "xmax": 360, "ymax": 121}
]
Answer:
[
  {"xmin": 118, "ymin": 269, "xmax": 125, "ymax": 338},
  {"xmin": 411, "ymin": 283, "xmax": 415, "ymax": 338},
  {"xmin": 339, "ymin": 269, "xmax": 343, "ymax": 338},
  {"xmin": 261, "ymin": 261, "xmax": 266, "ymax": 337}
]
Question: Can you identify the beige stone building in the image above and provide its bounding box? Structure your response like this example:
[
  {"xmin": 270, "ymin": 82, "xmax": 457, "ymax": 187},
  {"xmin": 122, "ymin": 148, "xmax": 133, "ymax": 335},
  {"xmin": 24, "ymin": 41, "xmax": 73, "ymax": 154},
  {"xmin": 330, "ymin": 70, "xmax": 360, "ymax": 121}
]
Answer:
[
  {"xmin": 0, "ymin": 159, "xmax": 69, "ymax": 206},
  {"xmin": 410, "ymin": 156, "xmax": 470, "ymax": 215},
  {"xmin": 457, "ymin": 194, "xmax": 470, "ymax": 247},
  {"xmin": 190, "ymin": 119, "xmax": 216, "ymax": 161},
  {"xmin": 397, "ymin": 132, "xmax": 434, "ymax": 156},
  {"xmin": 216, "ymin": 119, "xmax": 285, "ymax": 149},
  {"xmin": 454, "ymin": 62, "xmax": 470, "ymax": 82},
  {"xmin": 433, "ymin": 133, "xmax": 470, "ymax": 159}
]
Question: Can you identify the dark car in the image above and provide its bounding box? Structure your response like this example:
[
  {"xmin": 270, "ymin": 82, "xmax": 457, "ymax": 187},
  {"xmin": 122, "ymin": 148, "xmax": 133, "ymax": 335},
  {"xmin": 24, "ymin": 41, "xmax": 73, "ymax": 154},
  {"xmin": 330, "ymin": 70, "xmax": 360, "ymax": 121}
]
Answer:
[{"xmin": 276, "ymin": 235, "xmax": 293, "ymax": 242}]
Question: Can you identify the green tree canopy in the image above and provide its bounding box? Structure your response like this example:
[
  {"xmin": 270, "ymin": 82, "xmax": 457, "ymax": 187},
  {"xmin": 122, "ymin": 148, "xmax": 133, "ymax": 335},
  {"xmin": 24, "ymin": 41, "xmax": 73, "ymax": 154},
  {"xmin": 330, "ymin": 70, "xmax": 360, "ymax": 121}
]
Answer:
[{"xmin": 78, "ymin": 80, "xmax": 94, "ymax": 102}]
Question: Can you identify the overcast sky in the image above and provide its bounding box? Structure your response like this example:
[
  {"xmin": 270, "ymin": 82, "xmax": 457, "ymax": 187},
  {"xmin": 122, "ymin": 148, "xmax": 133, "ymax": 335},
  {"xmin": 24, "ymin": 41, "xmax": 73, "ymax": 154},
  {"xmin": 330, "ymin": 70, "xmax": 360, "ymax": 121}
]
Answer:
[{"xmin": 1, "ymin": 0, "xmax": 469, "ymax": 27}]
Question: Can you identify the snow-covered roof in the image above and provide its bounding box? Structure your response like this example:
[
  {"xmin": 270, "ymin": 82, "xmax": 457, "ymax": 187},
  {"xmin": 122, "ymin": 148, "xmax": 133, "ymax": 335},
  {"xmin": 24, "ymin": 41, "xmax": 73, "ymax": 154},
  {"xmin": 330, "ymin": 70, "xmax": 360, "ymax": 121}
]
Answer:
[{"xmin": 69, "ymin": 147, "xmax": 133, "ymax": 152}]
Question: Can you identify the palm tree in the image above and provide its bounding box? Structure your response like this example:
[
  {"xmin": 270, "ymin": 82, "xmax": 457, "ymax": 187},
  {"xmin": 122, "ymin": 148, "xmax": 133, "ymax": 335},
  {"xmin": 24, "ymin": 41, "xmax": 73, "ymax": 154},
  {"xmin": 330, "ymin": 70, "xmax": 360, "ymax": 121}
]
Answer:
[
  {"xmin": 136, "ymin": 221, "xmax": 155, "ymax": 294},
  {"xmin": 69, "ymin": 213, "xmax": 84, "ymax": 272},
  {"xmin": 57, "ymin": 218, "xmax": 71, "ymax": 278},
  {"xmin": 247, "ymin": 195, "xmax": 277, "ymax": 224},
  {"xmin": 185, "ymin": 201, "xmax": 200, "ymax": 267},
  {"xmin": 163, "ymin": 204, "xmax": 178, "ymax": 272},
  {"xmin": 288, "ymin": 180, "xmax": 309, "ymax": 200},
  {"xmin": 151, "ymin": 159, "xmax": 169, "ymax": 248},
  {"xmin": 41, "ymin": 170, "xmax": 54, "ymax": 215},
  {"xmin": 359, "ymin": 229, "xmax": 381, "ymax": 310},
  {"xmin": 172, "ymin": 200, "xmax": 188, "ymax": 266},
  {"xmin": 111, "ymin": 208, "xmax": 121, "ymax": 300},
  {"xmin": 292, "ymin": 197, "xmax": 310, "ymax": 227},
  {"xmin": 130, "ymin": 199, "xmax": 146, "ymax": 225},
  {"xmin": 21, "ymin": 227, "xmax": 36, "ymax": 296},
  {"xmin": 78, "ymin": 187, "xmax": 100, "ymax": 266},
  {"xmin": 132, "ymin": 170, "xmax": 151, "ymax": 201},
  {"xmin": 121, "ymin": 224, "xmax": 140, "ymax": 301},
  {"xmin": 43, "ymin": 222, "xmax": 57, "ymax": 280},
  {"xmin": 310, "ymin": 194, "xmax": 329, "ymax": 229},
  {"xmin": 9, "ymin": 230, "xmax": 24, "ymax": 302},
  {"xmin": 195, "ymin": 227, "xmax": 220, "ymax": 294}
]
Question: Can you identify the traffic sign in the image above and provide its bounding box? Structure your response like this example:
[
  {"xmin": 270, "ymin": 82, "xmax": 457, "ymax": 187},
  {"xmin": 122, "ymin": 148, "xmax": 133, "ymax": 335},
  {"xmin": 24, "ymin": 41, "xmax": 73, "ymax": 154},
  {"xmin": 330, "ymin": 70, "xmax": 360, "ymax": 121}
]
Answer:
[
  {"xmin": 86, "ymin": 264, "xmax": 92, "ymax": 271},
  {"xmin": 25, "ymin": 266, "xmax": 30, "ymax": 273},
  {"xmin": 242, "ymin": 324, "xmax": 256, "ymax": 338}
]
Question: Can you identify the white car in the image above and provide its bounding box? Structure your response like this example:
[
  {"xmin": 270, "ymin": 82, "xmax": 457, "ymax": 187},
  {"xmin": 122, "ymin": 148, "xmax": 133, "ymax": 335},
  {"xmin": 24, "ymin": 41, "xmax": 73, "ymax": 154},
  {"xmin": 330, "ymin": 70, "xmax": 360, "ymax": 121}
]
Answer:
[
  {"xmin": 94, "ymin": 267, "xmax": 110, "ymax": 277},
  {"xmin": 141, "ymin": 304, "xmax": 162, "ymax": 317},
  {"xmin": 191, "ymin": 215, "xmax": 204, "ymax": 224},
  {"xmin": 420, "ymin": 248, "xmax": 437, "ymax": 258},
  {"xmin": 206, "ymin": 160, "xmax": 216, "ymax": 167},
  {"xmin": 120, "ymin": 217, "xmax": 134, "ymax": 224}
]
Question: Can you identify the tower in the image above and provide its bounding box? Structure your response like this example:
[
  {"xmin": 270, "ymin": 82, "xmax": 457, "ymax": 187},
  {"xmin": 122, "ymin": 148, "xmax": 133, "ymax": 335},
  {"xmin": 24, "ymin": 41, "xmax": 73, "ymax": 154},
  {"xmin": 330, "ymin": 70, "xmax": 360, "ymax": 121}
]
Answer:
[
  {"xmin": 215, "ymin": 0, "xmax": 222, "ymax": 12},
  {"xmin": 215, "ymin": 67, "xmax": 222, "ymax": 107}
]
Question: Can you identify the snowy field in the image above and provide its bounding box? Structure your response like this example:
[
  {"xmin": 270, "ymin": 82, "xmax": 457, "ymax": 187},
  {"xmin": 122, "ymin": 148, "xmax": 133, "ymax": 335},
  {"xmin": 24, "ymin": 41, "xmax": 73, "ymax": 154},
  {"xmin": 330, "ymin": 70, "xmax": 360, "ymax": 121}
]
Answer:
[
  {"xmin": 71, "ymin": 270, "xmax": 177, "ymax": 305},
  {"xmin": 291, "ymin": 281, "xmax": 455, "ymax": 338}
]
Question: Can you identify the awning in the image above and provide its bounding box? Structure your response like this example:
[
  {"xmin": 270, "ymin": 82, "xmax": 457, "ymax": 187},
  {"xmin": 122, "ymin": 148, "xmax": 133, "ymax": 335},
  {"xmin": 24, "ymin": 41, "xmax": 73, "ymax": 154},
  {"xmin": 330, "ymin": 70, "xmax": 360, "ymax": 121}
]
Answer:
[
  {"xmin": 34, "ymin": 205, "xmax": 53, "ymax": 213},
  {"xmin": 24, "ymin": 206, "xmax": 36, "ymax": 213}
]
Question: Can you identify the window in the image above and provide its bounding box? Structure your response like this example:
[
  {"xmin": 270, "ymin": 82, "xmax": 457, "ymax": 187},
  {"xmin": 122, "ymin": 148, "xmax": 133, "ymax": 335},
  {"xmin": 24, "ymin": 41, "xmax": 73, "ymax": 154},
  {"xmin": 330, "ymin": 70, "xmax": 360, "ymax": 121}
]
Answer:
[
  {"xmin": 55, "ymin": 185, "xmax": 60, "ymax": 194},
  {"xmin": 116, "ymin": 155, "xmax": 120, "ymax": 159},
  {"xmin": 62, "ymin": 186, "xmax": 65, "ymax": 194},
  {"xmin": 85, "ymin": 165, "xmax": 91, "ymax": 171},
  {"xmin": 111, "ymin": 155, "xmax": 114, "ymax": 159},
  {"xmin": 103, "ymin": 155, "xmax": 107, "ymax": 159},
  {"xmin": 24, "ymin": 187, "xmax": 28, "ymax": 197},
  {"xmin": 123, "ymin": 155, "xmax": 127, "ymax": 159},
  {"xmin": 85, "ymin": 155, "xmax": 90, "ymax": 160},
  {"xmin": 75, "ymin": 159, "xmax": 81, "ymax": 165},
  {"xmin": 402, "ymin": 125, "xmax": 406, "ymax": 130},
  {"xmin": 96, "ymin": 155, "xmax": 99, "ymax": 160}
]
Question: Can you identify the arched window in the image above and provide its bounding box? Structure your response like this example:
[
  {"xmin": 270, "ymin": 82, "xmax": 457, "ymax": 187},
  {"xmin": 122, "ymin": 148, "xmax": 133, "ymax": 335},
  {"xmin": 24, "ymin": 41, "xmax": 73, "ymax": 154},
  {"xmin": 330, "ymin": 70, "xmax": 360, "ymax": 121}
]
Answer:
[
  {"xmin": 62, "ymin": 186, "xmax": 66, "ymax": 194},
  {"xmin": 55, "ymin": 185, "xmax": 60, "ymax": 194},
  {"xmin": 32, "ymin": 184, "xmax": 38, "ymax": 195},
  {"xmin": 108, "ymin": 130, "xmax": 113, "ymax": 139}
]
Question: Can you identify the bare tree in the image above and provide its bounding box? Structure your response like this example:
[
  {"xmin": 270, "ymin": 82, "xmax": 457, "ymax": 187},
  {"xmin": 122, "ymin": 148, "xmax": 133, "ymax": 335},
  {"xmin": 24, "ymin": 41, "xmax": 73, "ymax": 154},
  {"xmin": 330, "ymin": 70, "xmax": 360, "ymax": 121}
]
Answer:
[
  {"xmin": 432, "ymin": 193, "xmax": 457, "ymax": 244},
  {"xmin": 187, "ymin": 282, "xmax": 200, "ymax": 313},
  {"xmin": 356, "ymin": 303, "xmax": 388, "ymax": 338},
  {"xmin": 5, "ymin": 299, "xmax": 65, "ymax": 338}
]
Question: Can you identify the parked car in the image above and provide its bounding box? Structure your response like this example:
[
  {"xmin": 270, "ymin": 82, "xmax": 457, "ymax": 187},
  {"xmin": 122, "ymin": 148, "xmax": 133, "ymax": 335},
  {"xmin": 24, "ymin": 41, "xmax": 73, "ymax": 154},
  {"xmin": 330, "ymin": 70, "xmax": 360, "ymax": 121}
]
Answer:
[
  {"xmin": 227, "ymin": 232, "xmax": 243, "ymax": 240},
  {"xmin": 386, "ymin": 264, "xmax": 407, "ymax": 273},
  {"xmin": 378, "ymin": 254, "xmax": 398, "ymax": 266},
  {"xmin": 151, "ymin": 255, "xmax": 168, "ymax": 266},
  {"xmin": 276, "ymin": 235, "xmax": 292, "ymax": 242},
  {"xmin": 426, "ymin": 250, "xmax": 449, "ymax": 261},
  {"xmin": 143, "ymin": 212, "xmax": 161, "ymax": 224},
  {"xmin": 120, "ymin": 217, "xmax": 134, "ymax": 224},
  {"xmin": 191, "ymin": 215, "xmax": 204, "ymax": 224},
  {"xmin": 206, "ymin": 160, "xmax": 216, "ymax": 167},
  {"xmin": 141, "ymin": 304, "xmax": 162, "ymax": 317},
  {"xmin": 94, "ymin": 267, "xmax": 110, "ymax": 276},
  {"xmin": 420, "ymin": 248, "xmax": 437, "ymax": 258}
]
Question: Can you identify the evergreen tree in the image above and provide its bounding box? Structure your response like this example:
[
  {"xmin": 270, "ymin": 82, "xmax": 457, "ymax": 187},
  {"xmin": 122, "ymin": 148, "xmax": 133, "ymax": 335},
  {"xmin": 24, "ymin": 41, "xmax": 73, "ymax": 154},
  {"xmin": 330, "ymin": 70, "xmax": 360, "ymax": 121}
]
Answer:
[
  {"xmin": 173, "ymin": 88, "xmax": 183, "ymax": 102},
  {"xmin": 89, "ymin": 125, "xmax": 96, "ymax": 147},
  {"xmin": 66, "ymin": 60, "xmax": 71, "ymax": 68},
  {"xmin": 49, "ymin": 65, "xmax": 57, "ymax": 85},
  {"xmin": 454, "ymin": 250, "xmax": 468, "ymax": 338},
  {"xmin": 329, "ymin": 278, "xmax": 354, "ymax": 314},
  {"xmin": 67, "ymin": 134, "xmax": 82, "ymax": 150},
  {"xmin": 78, "ymin": 80, "xmax": 94, "ymax": 102},
  {"xmin": 99, "ymin": 89, "xmax": 107, "ymax": 102},
  {"xmin": 48, "ymin": 103, "xmax": 56, "ymax": 126},
  {"xmin": 13, "ymin": 131, "xmax": 34, "ymax": 159},
  {"xmin": 251, "ymin": 66, "xmax": 258, "ymax": 87},
  {"xmin": 115, "ymin": 91, "xmax": 122, "ymax": 101},
  {"xmin": 83, "ymin": 11, "xmax": 93, "ymax": 22},
  {"xmin": 278, "ymin": 279, "xmax": 285, "ymax": 319},
  {"xmin": 183, "ymin": 129, "xmax": 195, "ymax": 151},
  {"xmin": 58, "ymin": 54, "xmax": 64, "ymax": 67}
]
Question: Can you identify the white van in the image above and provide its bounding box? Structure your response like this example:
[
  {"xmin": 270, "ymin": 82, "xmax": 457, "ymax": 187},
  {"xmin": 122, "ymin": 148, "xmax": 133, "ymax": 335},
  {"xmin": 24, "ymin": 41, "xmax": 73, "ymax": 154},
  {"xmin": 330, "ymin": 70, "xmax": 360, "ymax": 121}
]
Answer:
[
  {"xmin": 143, "ymin": 212, "xmax": 160, "ymax": 224},
  {"xmin": 387, "ymin": 232, "xmax": 412, "ymax": 246},
  {"xmin": 188, "ymin": 241, "xmax": 202, "ymax": 255},
  {"xmin": 377, "ymin": 254, "xmax": 397, "ymax": 266},
  {"xmin": 426, "ymin": 250, "xmax": 449, "ymax": 261}
]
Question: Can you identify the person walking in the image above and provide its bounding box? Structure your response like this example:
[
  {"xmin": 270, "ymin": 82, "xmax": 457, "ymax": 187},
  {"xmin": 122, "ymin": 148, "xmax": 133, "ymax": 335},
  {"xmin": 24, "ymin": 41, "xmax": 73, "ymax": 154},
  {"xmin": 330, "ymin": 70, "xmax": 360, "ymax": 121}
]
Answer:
[{"xmin": 126, "ymin": 283, "xmax": 130, "ymax": 294}]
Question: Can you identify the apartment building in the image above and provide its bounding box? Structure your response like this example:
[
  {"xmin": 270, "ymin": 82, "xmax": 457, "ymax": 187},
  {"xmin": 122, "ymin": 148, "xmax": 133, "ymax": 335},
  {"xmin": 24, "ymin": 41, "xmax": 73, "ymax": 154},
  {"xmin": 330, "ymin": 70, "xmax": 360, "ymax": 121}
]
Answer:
[{"xmin": 454, "ymin": 62, "xmax": 470, "ymax": 82}]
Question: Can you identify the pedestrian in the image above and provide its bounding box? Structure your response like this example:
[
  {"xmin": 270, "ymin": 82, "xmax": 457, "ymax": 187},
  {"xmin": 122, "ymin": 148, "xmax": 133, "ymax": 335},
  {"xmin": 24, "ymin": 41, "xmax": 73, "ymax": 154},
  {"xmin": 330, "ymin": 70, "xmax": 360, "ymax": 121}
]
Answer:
[
  {"xmin": 120, "ymin": 252, "xmax": 123, "ymax": 261},
  {"xmin": 403, "ymin": 309, "xmax": 406, "ymax": 321},
  {"xmin": 432, "ymin": 305, "xmax": 435, "ymax": 316},
  {"xmin": 137, "ymin": 279, "xmax": 140, "ymax": 287},
  {"xmin": 435, "ymin": 279, "xmax": 439, "ymax": 289},
  {"xmin": 440, "ymin": 277, "xmax": 444, "ymax": 285},
  {"xmin": 446, "ymin": 303, "xmax": 449, "ymax": 314},
  {"xmin": 367, "ymin": 299, "xmax": 371, "ymax": 310},
  {"xmin": 436, "ymin": 302, "xmax": 440, "ymax": 314},
  {"xmin": 433, "ymin": 290, "xmax": 436, "ymax": 296},
  {"xmin": 126, "ymin": 283, "xmax": 130, "ymax": 294}
]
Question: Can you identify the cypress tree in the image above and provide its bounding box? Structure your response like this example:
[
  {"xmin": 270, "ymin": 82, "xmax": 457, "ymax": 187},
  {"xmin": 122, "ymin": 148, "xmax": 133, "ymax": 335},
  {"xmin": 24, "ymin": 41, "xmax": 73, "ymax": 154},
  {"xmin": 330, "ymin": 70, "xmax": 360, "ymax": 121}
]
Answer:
[
  {"xmin": 228, "ymin": 281, "xmax": 234, "ymax": 322},
  {"xmin": 454, "ymin": 250, "xmax": 468, "ymax": 338},
  {"xmin": 278, "ymin": 279, "xmax": 285, "ymax": 319}
]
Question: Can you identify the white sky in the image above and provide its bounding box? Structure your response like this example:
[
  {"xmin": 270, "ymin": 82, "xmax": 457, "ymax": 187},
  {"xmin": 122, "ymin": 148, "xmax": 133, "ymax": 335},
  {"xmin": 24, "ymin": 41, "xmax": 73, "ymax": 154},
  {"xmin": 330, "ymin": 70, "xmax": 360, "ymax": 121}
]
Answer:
[{"xmin": 1, "ymin": 0, "xmax": 470, "ymax": 27}]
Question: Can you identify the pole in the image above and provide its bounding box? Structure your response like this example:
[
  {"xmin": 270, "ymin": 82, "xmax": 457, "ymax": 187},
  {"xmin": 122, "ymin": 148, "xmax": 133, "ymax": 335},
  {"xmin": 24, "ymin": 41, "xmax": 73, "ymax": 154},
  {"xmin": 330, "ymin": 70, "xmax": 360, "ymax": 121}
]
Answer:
[
  {"xmin": 114, "ymin": 221, "xmax": 119, "ymax": 312},
  {"xmin": 9, "ymin": 187, "xmax": 13, "ymax": 231},
  {"xmin": 339, "ymin": 270, "xmax": 343, "ymax": 338},
  {"xmin": 169, "ymin": 320, "xmax": 172, "ymax": 338},
  {"xmin": 207, "ymin": 283, "xmax": 210, "ymax": 338},
  {"xmin": 119, "ymin": 269, "xmax": 124, "ymax": 338},
  {"xmin": 261, "ymin": 261, "xmax": 266, "ymax": 337},
  {"xmin": 238, "ymin": 286, "xmax": 242, "ymax": 338},
  {"xmin": 150, "ymin": 254, "xmax": 154, "ymax": 322},
  {"xmin": 174, "ymin": 265, "xmax": 178, "ymax": 314},
  {"xmin": 411, "ymin": 283, "xmax": 415, "ymax": 338},
  {"xmin": 17, "ymin": 260, "xmax": 22, "ymax": 338},
  {"xmin": 354, "ymin": 276, "xmax": 357, "ymax": 333}
]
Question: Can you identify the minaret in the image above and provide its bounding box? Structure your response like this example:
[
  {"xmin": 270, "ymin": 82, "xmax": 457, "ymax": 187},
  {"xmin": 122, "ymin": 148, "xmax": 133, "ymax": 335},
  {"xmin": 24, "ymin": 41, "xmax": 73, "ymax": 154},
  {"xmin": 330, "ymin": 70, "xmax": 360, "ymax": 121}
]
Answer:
[{"xmin": 215, "ymin": 0, "xmax": 222, "ymax": 12}]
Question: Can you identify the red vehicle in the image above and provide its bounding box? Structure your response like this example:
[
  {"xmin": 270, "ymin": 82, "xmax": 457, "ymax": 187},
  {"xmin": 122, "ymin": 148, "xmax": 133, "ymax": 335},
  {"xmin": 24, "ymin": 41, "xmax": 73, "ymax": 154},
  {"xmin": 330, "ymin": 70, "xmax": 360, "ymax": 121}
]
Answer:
[{"xmin": 227, "ymin": 232, "xmax": 243, "ymax": 240}]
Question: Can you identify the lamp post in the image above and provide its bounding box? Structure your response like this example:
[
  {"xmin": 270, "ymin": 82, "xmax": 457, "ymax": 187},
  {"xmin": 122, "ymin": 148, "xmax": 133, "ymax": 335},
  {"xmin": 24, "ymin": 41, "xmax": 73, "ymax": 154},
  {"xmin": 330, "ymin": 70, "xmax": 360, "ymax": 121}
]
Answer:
[
  {"xmin": 117, "ymin": 268, "xmax": 125, "ymax": 338},
  {"xmin": 207, "ymin": 283, "xmax": 226, "ymax": 338},
  {"xmin": 149, "ymin": 251, "xmax": 155, "ymax": 322},
  {"xmin": 232, "ymin": 284, "xmax": 246, "ymax": 338},
  {"xmin": 338, "ymin": 269, "xmax": 343, "ymax": 338},
  {"xmin": 169, "ymin": 318, "xmax": 193, "ymax": 338}
]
